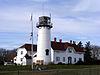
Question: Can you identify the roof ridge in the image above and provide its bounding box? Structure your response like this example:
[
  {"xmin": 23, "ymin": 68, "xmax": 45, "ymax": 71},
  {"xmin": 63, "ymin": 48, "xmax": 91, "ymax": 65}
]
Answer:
[{"xmin": 19, "ymin": 42, "xmax": 84, "ymax": 52}]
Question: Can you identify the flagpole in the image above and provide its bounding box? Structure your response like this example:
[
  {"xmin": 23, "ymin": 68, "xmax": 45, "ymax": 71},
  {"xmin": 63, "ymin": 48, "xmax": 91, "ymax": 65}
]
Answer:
[{"xmin": 31, "ymin": 14, "xmax": 34, "ymax": 70}]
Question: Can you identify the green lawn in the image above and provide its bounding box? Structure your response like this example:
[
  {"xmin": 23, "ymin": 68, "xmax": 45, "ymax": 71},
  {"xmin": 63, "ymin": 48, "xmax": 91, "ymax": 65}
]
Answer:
[
  {"xmin": 0, "ymin": 68, "xmax": 100, "ymax": 75},
  {"xmin": 0, "ymin": 65, "xmax": 31, "ymax": 71},
  {"xmin": 44, "ymin": 65, "xmax": 100, "ymax": 70},
  {"xmin": 1, "ymin": 65, "xmax": 100, "ymax": 75}
]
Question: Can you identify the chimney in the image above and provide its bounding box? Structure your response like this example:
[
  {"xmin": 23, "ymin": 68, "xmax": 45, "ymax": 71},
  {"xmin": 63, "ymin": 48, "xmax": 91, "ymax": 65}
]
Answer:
[
  {"xmin": 54, "ymin": 37, "xmax": 56, "ymax": 42},
  {"xmin": 59, "ymin": 39, "xmax": 62, "ymax": 43},
  {"xmin": 70, "ymin": 40, "xmax": 72, "ymax": 44}
]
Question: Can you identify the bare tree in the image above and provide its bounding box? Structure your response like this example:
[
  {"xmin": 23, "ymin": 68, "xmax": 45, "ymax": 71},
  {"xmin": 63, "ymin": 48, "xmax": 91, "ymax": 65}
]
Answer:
[
  {"xmin": 0, "ymin": 48, "xmax": 7, "ymax": 64},
  {"xmin": 91, "ymin": 45, "xmax": 100, "ymax": 60},
  {"xmin": 0, "ymin": 48, "xmax": 17, "ymax": 64}
]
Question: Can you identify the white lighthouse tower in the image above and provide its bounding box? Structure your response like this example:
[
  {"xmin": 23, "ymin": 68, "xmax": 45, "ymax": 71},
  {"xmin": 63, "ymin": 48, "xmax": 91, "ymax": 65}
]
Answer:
[{"xmin": 36, "ymin": 16, "xmax": 53, "ymax": 65}]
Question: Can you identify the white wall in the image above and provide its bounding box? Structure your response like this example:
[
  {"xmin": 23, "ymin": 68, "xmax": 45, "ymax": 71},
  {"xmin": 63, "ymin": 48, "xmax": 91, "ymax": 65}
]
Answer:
[
  {"xmin": 54, "ymin": 50, "xmax": 66, "ymax": 64},
  {"xmin": 66, "ymin": 47, "xmax": 84, "ymax": 64},
  {"xmin": 53, "ymin": 46, "xmax": 84, "ymax": 64},
  {"xmin": 51, "ymin": 48, "xmax": 54, "ymax": 62},
  {"xmin": 37, "ymin": 27, "xmax": 51, "ymax": 65},
  {"xmin": 13, "ymin": 57, "xmax": 17, "ymax": 64},
  {"xmin": 14, "ymin": 48, "xmax": 37, "ymax": 65},
  {"xmin": 22, "ymin": 57, "xmax": 26, "ymax": 65},
  {"xmin": 14, "ymin": 48, "xmax": 27, "ymax": 65}
]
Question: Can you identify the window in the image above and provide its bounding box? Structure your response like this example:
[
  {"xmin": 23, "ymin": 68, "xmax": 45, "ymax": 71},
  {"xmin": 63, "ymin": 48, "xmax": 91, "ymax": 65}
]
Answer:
[
  {"xmin": 21, "ymin": 58, "xmax": 23, "ymax": 61},
  {"xmin": 74, "ymin": 58, "xmax": 76, "ymax": 62},
  {"xmin": 45, "ymin": 49, "xmax": 49, "ymax": 55},
  {"xmin": 68, "ymin": 47, "xmax": 72, "ymax": 53},
  {"xmin": 63, "ymin": 57, "xmax": 65, "ymax": 62},
  {"xmin": 14, "ymin": 59, "xmax": 16, "ymax": 61},
  {"xmin": 79, "ymin": 58, "xmax": 82, "ymax": 61},
  {"xmin": 69, "ymin": 50, "xmax": 72, "ymax": 53},
  {"xmin": 56, "ymin": 57, "xmax": 60, "ymax": 61},
  {"xmin": 21, "ymin": 51, "xmax": 23, "ymax": 55}
]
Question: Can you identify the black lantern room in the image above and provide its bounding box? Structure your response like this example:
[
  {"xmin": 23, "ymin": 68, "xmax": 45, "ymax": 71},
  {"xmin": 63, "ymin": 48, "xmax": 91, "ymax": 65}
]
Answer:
[{"xmin": 36, "ymin": 16, "xmax": 53, "ymax": 28}]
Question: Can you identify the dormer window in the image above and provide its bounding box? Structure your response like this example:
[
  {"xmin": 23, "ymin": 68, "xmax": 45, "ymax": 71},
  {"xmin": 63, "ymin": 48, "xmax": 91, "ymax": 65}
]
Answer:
[
  {"xmin": 45, "ymin": 49, "xmax": 49, "ymax": 56},
  {"xmin": 69, "ymin": 49, "xmax": 72, "ymax": 53},
  {"xmin": 68, "ymin": 47, "xmax": 72, "ymax": 53}
]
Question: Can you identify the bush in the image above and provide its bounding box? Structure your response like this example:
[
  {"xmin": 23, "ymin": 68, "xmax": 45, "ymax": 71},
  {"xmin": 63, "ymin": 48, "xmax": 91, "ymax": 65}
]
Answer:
[
  {"xmin": 91, "ymin": 60, "xmax": 100, "ymax": 65},
  {"xmin": 75, "ymin": 60, "xmax": 85, "ymax": 65},
  {"xmin": 57, "ymin": 62, "xmax": 65, "ymax": 65}
]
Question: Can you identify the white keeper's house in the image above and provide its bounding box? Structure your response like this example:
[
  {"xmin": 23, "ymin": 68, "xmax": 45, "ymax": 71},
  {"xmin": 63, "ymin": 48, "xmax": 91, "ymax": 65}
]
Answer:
[
  {"xmin": 14, "ymin": 16, "xmax": 85, "ymax": 65},
  {"xmin": 14, "ymin": 40, "xmax": 84, "ymax": 65}
]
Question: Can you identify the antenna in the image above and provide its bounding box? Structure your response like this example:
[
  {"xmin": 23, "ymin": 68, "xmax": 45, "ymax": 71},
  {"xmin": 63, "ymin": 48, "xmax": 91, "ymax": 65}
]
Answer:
[
  {"xmin": 42, "ymin": 2, "xmax": 45, "ymax": 15},
  {"xmin": 41, "ymin": 1, "xmax": 51, "ymax": 17}
]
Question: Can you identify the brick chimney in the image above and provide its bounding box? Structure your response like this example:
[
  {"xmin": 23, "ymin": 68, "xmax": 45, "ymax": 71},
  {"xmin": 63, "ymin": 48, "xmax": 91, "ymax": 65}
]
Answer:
[
  {"xmin": 70, "ymin": 40, "xmax": 72, "ymax": 44},
  {"xmin": 54, "ymin": 37, "xmax": 56, "ymax": 42},
  {"xmin": 59, "ymin": 39, "xmax": 62, "ymax": 43}
]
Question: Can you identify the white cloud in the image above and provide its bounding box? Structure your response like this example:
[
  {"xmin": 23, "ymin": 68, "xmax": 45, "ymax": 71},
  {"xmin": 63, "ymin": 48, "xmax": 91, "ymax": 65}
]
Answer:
[
  {"xmin": 0, "ymin": 0, "xmax": 100, "ymax": 49},
  {"xmin": 73, "ymin": 0, "xmax": 90, "ymax": 12},
  {"xmin": 52, "ymin": 17, "xmax": 99, "ymax": 34},
  {"xmin": 73, "ymin": 0, "xmax": 100, "ymax": 12}
]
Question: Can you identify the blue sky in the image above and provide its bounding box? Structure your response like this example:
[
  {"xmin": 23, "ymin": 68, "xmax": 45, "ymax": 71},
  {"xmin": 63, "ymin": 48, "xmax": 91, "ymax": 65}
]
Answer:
[{"xmin": 0, "ymin": 0, "xmax": 100, "ymax": 49}]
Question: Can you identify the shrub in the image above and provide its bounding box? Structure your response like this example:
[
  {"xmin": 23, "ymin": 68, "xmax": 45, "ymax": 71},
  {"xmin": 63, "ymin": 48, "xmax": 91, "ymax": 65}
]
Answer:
[
  {"xmin": 57, "ymin": 62, "xmax": 65, "ymax": 65},
  {"xmin": 75, "ymin": 60, "xmax": 85, "ymax": 65}
]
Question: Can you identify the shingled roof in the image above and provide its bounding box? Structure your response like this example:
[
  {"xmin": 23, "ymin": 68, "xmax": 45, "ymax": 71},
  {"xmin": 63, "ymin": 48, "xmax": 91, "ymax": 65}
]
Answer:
[
  {"xmin": 51, "ymin": 42, "xmax": 67, "ymax": 51},
  {"xmin": 19, "ymin": 42, "xmax": 84, "ymax": 52},
  {"xmin": 51, "ymin": 41, "xmax": 84, "ymax": 52},
  {"xmin": 19, "ymin": 44, "xmax": 37, "ymax": 51}
]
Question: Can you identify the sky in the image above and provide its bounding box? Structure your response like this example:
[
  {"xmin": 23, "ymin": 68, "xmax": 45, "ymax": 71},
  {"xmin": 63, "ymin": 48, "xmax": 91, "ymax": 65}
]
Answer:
[{"xmin": 0, "ymin": 0, "xmax": 100, "ymax": 49}]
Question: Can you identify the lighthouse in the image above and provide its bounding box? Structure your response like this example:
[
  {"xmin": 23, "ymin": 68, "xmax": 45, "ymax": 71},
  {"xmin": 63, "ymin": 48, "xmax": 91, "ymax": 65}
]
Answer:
[{"xmin": 36, "ymin": 16, "xmax": 53, "ymax": 65}]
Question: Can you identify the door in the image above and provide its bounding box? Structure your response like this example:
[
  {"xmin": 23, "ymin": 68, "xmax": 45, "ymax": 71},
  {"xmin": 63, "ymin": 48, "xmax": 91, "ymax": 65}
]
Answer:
[{"xmin": 68, "ymin": 57, "xmax": 72, "ymax": 64}]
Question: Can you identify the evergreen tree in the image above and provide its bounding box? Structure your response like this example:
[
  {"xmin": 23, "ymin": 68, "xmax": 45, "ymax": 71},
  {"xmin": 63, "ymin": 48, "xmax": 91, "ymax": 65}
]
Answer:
[
  {"xmin": 84, "ymin": 41, "xmax": 92, "ymax": 64},
  {"xmin": 73, "ymin": 41, "xmax": 76, "ymax": 44},
  {"xmin": 77, "ymin": 41, "xmax": 83, "ymax": 48}
]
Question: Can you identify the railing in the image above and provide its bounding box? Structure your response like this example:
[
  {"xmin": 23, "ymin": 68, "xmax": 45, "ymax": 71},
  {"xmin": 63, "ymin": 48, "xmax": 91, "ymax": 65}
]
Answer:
[{"xmin": 36, "ymin": 22, "xmax": 53, "ymax": 28}]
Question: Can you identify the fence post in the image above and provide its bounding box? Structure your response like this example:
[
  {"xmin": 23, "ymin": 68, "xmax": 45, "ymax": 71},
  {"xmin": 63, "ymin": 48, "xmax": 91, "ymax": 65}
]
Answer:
[{"xmin": 18, "ymin": 71, "xmax": 19, "ymax": 75}]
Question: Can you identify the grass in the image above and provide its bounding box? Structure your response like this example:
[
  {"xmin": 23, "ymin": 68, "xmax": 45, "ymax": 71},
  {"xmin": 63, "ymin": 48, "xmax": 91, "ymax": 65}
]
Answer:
[
  {"xmin": 1, "ymin": 65, "xmax": 100, "ymax": 75},
  {"xmin": 0, "ymin": 65, "xmax": 31, "ymax": 71},
  {"xmin": 43, "ymin": 65, "xmax": 100, "ymax": 70},
  {"xmin": 0, "ymin": 68, "xmax": 100, "ymax": 75},
  {"xmin": 1, "ymin": 65, "xmax": 100, "ymax": 71}
]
